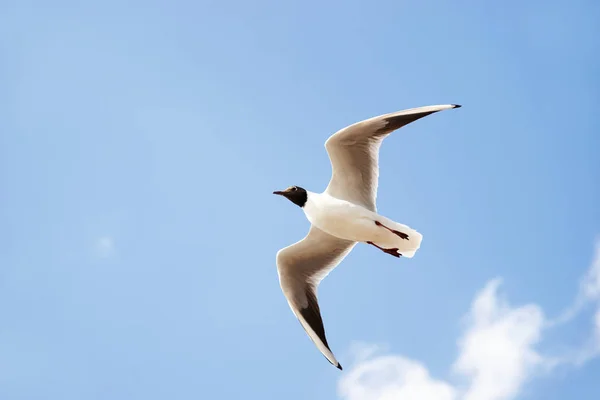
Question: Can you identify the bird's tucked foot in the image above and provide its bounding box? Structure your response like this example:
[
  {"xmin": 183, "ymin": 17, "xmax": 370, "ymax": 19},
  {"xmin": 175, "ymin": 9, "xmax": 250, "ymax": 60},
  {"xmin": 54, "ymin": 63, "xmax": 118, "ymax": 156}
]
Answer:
[
  {"xmin": 374, "ymin": 221, "xmax": 409, "ymax": 240},
  {"xmin": 367, "ymin": 241, "xmax": 402, "ymax": 258},
  {"xmin": 392, "ymin": 230, "xmax": 409, "ymax": 240}
]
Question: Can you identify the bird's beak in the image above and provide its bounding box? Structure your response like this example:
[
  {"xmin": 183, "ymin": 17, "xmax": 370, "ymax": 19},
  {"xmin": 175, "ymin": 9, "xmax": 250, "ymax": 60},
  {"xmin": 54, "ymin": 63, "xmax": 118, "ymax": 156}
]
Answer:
[{"xmin": 273, "ymin": 190, "xmax": 285, "ymax": 196}]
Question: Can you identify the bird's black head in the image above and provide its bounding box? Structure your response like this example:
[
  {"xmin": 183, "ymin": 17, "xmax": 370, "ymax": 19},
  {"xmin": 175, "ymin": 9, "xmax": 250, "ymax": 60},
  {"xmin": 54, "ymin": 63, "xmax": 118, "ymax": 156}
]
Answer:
[{"xmin": 273, "ymin": 186, "xmax": 308, "ymax": 208}]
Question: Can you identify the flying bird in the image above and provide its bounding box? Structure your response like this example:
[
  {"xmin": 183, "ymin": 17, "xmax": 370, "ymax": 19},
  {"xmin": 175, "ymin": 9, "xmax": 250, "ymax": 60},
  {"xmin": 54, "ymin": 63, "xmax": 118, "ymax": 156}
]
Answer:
[{"xmin": 273, "ymin": 104, "xmax": 461, "ymax": 370}]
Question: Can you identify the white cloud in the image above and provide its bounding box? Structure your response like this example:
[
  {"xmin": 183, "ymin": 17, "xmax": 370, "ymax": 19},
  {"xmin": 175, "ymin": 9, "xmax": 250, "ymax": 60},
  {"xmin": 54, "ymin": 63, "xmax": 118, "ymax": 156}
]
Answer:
[
  {"xmin": 339, "ymin": 353, "xmax": 456, "ymax": 400},
  {"xmin": 95, "ymin": 236, "xmax": 115, "ymax": 258},
  {"xmin": 452, "ymin": 279, "xmax": 546, "ymax": 400},
  {"xmin": 338, "ymin": 241, "xmax": 600, "ymax": 400}
]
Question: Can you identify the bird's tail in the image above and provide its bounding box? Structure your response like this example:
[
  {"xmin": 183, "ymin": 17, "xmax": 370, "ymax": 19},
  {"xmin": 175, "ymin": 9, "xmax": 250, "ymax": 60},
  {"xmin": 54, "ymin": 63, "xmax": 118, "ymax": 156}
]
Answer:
[
  {"xmin": 394, "ymin": 225, "xmax": 422, "ymax": 258},
  {"xmin": 376, "ymin": 219, "xmax": 423, "ymax": 258}
]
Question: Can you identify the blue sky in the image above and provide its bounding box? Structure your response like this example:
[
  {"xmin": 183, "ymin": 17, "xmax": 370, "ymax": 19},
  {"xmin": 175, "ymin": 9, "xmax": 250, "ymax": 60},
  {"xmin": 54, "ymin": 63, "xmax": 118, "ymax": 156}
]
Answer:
[{"xmin": 1, "ymin": 0, "xmax": 599, "ymax": 399}]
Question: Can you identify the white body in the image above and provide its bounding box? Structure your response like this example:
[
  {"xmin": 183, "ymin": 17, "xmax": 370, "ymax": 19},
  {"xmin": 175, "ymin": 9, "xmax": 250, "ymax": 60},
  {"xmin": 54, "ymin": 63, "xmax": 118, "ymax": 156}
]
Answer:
[{"xmin": 303, "ymin": 191, "xmax": 423, "ymax": 258}]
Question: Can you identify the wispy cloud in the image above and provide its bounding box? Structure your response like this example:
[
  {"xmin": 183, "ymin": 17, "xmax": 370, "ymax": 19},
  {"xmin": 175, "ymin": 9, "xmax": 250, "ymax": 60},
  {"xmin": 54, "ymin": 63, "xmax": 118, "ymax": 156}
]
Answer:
[
  {"xmin": 94, "ymin": 236, "xmax": 116, "ymax": 258},
  {"xmin": 338, "ymin": 240, "xmax": 600, "ymax": 400},
  {"xmin": 581, "ymin": 243, "xmax": 600, "ymax": 300},
  {"xmin": 548, "ymin": 240, "xmax": 600, "ymax": 365},
  {"xmin": 594, "ymin": 309, "xmax": 600, "ymax": 345},
  {"xmin": 574, "ymin": 308, "xmax": 600, "ymax": 366},
  {"xmin": 549, "ymin": 240, "xmax": 600, "ymax": 327}
]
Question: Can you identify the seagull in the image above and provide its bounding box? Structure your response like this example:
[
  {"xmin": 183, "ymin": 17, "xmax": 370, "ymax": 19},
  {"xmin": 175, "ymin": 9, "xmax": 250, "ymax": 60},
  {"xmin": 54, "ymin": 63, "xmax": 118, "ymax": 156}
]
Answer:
[{"xmin": 273, "ymin": 104, "xmax": 461, "ymax": 370}]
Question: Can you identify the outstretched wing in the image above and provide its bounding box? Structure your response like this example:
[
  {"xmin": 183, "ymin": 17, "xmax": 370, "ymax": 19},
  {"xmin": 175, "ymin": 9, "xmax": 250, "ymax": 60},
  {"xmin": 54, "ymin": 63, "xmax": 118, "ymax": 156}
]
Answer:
[
  {"xmin": 325, "ymin": 104, "xmax": 461, "ymax": 211},
  {"xmin": 276, "ymin": 225, "xmax": 356, "ymax": 369}
]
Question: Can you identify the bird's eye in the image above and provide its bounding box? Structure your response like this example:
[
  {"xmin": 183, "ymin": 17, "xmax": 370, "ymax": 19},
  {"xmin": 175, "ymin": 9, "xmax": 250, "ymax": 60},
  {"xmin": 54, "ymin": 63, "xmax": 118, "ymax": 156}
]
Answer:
[{"xmin": 291, "ymin": 187, "xmax": 297, "ymax": 191}]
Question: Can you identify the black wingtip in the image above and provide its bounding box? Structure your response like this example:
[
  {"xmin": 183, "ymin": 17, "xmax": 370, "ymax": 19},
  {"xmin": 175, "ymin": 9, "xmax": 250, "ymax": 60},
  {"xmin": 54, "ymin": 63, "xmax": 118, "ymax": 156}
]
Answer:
[
  {"xmin": 337, "ymin": 363, "xmax": 343, "ymax": 371},
  {"xmin": 452, "ymin": 104, "xmax": 462, "ymax": 108}
]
